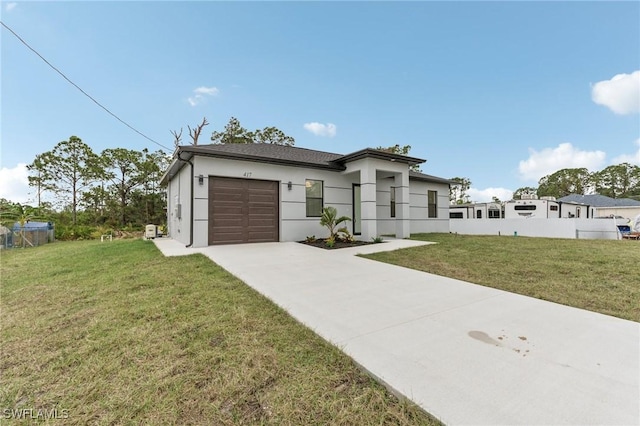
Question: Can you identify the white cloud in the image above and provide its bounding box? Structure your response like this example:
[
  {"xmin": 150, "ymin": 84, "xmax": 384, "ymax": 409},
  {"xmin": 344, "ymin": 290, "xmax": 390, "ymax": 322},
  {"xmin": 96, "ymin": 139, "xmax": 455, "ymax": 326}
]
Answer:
[
  {"xmin": 303, "ymin": 122, "xmax": 337, "ymax": 137},
  {"xmin": 467, "ymin": 187, "xmax": 514, "ymax": 203},
  {"xmin": 612, "ymin": 138, "xmax": 640, "ymax": 165},
  {"xmin": 187, "ymin": 86, "xmax": 219, "ymax": 106},
  {"xmin": 591, "ymin": 70, "xmax": 640, "ymax": 114},
  {"xmin": 193, "ymin": 86, "xmax": 219, "ymax": 96},
  {"xmin": 5, "ymin": 2, "xmax": 17, "ymax": 11},
  {"xmin": 518, "ymin": 143, "xmax": 606, "ymax": 182},
  {"xmin": 0, "ymin": 163, "xmax": 30, "ymax": 204}
]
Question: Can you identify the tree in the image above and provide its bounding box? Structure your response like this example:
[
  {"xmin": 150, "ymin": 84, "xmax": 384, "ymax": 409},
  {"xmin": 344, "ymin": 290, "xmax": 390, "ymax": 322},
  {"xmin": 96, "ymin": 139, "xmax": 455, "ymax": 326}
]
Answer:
[
  {"xmin": 375, "ymin": 144, "xmax": 421, "ymax": 172},
  {"xmin": 210, "ymin": 117, "xmax": 296, "ymax": 146},
  {"xmin": 512, "ymin": 187, "xmax": 537, "ymax": 200},
  {"xmin": 591, "ymin": 163, "xmax": 640, "ymax": 198},
  {"xmin": 253, "ymin": 126, "xmax": 295, "ymax": 146},
  {"xmin": 188, "ymin": 117, "xmax": 209, "ymax": 145},
  {"xmin": 537, "ymin": 168, "xmax": 592, "ymax": 198},
  {"xmin": 170, "ymin": 128, "xmax": 183, "ymax": 149},
  {"xmin": 449, "ymin": 177, "xmax": 472, "ymax": 204},
  {"xmin": 28, "ymin": 136, "xmax": 102, "ymax": 225},
  {"xmin": 26, "ymin": 154, "xmax": 54, "ymax": 208},
  {"xmin": 211, "ymin": 117, "xmax": 253, "ymax": 144},
  {"xmin": 134, "ymin": 149, "xmax": 170, "ymax": 225},
  {"xmin": 102, "ymin": 148, "xmax": 145, "ymax": 226}
]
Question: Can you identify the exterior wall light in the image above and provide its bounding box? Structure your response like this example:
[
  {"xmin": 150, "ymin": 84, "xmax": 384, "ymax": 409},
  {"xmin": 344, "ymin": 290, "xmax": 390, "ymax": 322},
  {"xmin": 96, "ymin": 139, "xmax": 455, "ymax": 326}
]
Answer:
[
  {"xmin": 287, "ymin": 181, "xmax": 293, "ymax": 190},
  {"xmin": 198, "ymin": 175, "xmax": 204, "ymax": 185}
]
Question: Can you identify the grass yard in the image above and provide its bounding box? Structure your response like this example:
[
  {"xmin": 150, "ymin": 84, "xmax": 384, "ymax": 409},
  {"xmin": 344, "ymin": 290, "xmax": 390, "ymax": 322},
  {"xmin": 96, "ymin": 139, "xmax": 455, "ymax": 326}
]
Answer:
[
  {"xmin": 364, "ymin": 234, "xmax": 640, "ymax": 322},
  {"xmin": 0, "ymin": 239, "xmax": 438, "ymax": 425}
]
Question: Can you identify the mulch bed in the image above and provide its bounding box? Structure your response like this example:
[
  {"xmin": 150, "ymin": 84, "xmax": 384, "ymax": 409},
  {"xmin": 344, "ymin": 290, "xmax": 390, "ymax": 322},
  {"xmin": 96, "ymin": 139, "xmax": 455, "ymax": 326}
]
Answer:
[{"xmin": 299, "ymin": 239, "xmax": 374, "ymax": 250}]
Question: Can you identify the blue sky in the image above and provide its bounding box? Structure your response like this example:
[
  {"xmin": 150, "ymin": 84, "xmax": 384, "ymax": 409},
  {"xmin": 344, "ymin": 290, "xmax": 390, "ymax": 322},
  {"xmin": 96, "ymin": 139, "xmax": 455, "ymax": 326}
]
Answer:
[{"xmin": 2, "ymin": 1, "xmax": 639, "ymax": 204}]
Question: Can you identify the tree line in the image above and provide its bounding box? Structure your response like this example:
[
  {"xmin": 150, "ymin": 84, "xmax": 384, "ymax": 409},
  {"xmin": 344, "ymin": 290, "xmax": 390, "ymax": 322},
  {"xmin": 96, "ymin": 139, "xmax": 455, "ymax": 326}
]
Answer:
[
  {"xmin": 1, "ymin": 136, "xmax": 169, "ymax": 240},
  {"xmin": 448, "ymin": 163, "xmax": 640, "ymax": 205},
  {"xmin": 513, "ymin": 163, "xmax": 640, "ymax": 200}
]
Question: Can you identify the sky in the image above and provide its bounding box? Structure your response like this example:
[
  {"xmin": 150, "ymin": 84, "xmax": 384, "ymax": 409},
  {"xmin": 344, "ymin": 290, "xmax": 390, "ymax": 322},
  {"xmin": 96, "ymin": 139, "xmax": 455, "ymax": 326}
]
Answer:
[{"xmin": 1, "ymin": 1, "xmax": 639, "ymax": 204}]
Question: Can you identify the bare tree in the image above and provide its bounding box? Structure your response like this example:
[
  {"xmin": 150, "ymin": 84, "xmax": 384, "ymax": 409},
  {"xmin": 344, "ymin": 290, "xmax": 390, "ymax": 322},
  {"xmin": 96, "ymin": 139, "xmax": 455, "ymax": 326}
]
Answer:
[
  {"xmin": 188, "ymin": 117, "xmax": 209, "ymax": 145},
  {"xmin": 170, "ymin": 128, "xmax": 183, "ymax": 149}
]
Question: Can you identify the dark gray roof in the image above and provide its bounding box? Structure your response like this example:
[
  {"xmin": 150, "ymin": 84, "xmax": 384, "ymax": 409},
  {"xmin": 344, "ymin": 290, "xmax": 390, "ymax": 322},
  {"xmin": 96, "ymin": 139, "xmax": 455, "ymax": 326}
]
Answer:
[
  {"xmin": 179, "ymin": 143, "xmax": 345, "ymax": 170},
  {"xmin": 409, "ymin": 170, "xmax": 458, "ymax": 185},
  {"xmin": 161, "ymin": 143, "xmax": 451, "ymax": 185},
  {"xmin": 558, "ymin": 194, "xmax": 640, "ymax": 207}
]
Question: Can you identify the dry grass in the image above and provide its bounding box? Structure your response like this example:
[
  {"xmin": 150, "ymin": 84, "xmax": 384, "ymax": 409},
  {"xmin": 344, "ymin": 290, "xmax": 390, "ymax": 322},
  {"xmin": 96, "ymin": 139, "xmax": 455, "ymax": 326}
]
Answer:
[
  {"xmin": 363, "ymin": 234, "xmax": 640, "ymax": 322},
  {"xmin": 0, "ymin": 239, "xmax": 439, "ymax": 425}
]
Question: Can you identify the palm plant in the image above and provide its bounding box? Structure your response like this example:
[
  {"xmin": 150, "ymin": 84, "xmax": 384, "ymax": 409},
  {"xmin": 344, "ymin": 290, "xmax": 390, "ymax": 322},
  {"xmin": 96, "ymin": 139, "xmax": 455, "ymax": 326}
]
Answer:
[
  {"xmin": 0, "ymin": 203, "xmax": 47, "ymax": 248},
  {"xmin": 319, "ymin": 206, "xmax": 351, "ymax": 239}
]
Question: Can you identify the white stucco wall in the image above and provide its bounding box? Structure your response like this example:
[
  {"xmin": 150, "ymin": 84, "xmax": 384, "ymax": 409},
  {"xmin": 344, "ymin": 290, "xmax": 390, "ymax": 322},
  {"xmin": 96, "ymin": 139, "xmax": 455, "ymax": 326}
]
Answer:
[
  {"xmin": 192, "ymin": 156, "xmax": 358, "ymax": 245},
  {"xmin": 166, "ymin": 162, "xmax": 192, "ymax": 246},
  {"xmin": 450, "ymin": 218, "xmax": 620, "ymax": 240},
  {"xmin": 409, "ymin": 180, "xmax": 451, "ymax": 234}
]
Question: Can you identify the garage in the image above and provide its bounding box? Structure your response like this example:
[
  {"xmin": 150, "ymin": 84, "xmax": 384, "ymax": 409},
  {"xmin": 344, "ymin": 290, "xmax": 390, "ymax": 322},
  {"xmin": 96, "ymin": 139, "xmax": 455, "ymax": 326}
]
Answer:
[{"xmin": 208, "ymin": 177, "xmax": 279, "ymax": 245}]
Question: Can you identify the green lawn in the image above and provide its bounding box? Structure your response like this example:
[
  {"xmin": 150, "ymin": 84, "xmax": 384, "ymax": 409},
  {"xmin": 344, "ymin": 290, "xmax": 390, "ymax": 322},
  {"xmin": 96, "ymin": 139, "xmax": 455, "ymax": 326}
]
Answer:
[
  {"xmin": 363, "ymin": 234, "xmax": 640, "ymax": 322},
  {"xmin": 0, "ymin": 240, "xmax": 438, "ymax": 425}
]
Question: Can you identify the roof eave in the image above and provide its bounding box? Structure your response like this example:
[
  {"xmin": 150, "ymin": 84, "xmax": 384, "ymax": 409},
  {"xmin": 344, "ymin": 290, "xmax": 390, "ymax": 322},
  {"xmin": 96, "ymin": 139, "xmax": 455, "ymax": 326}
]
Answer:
[{"xmin": 335, "ymin": 148, "xmax": 426, "ymax": 166}]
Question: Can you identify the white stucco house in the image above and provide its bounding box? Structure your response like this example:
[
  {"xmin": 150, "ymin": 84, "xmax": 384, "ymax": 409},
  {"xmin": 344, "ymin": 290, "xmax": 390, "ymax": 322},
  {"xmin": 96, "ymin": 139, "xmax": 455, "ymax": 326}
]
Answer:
[{"xmin": 160, "ymin": 144, "xmax": 453, "ymax": 247}]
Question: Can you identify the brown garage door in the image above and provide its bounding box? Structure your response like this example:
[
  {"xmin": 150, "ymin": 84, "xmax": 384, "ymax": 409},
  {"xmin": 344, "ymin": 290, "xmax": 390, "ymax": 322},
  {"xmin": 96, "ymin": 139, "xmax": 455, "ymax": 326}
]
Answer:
[{"xmin": 208, "ymin": 177, "xmax": 279, "ymax": 245}]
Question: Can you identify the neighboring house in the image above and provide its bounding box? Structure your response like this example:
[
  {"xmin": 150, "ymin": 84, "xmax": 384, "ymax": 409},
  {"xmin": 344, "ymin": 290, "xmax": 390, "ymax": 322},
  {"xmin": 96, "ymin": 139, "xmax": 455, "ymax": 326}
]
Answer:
[
  {"xmin": 558, "ymin": 194, "xmax": 640, "ymax": 222},
  {"xmin": 160, "ymin": 144, "xmax": 454, "ymax": 247}
]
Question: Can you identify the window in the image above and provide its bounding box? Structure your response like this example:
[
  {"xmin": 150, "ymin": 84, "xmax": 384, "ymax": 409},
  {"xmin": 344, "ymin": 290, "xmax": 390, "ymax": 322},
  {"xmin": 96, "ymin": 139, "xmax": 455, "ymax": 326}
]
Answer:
[
  {"xmin": 450, "ymin": 212, "xmax": 463, "ymax": 219},
  {"xmin": 514, "ymin": 205, "xmax": 536, "ymax": 211},
  {"xmin": 549, "ymin": 205, "xmax": 558, "ymax": 211},
  {"xmin": 476, "ymin": 209, "xmax": 483, "ymax": 219},
  {"xmin": 576, "ymin": 207, "xmax": 581, "ymax": 218},
  {"xmin": 428, "ymin": 190, "xmax": 437, "ymax": 218},
  {"xmin": 488, "ymin": 209, "xmax": 501, "ymax": 219},
  {"xmin": 305, "ymin": 179, "xmax": 323, "ymax": 217},
  {"xmin": 390, "ymin": 187, "xmax": 396, "ymax": 218}
]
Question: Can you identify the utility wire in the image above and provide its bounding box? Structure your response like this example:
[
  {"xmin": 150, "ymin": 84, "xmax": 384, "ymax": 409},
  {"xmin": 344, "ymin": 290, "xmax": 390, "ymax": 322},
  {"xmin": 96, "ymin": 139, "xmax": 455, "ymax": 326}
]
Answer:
[{"xmin": 1, "ymin": 21, "xmax": 172, "ymax": 151}]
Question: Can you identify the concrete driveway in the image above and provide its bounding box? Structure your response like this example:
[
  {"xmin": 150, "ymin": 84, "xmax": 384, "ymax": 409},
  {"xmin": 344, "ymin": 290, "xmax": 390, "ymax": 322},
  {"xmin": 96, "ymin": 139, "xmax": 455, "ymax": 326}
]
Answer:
[{"xmin": 154, "ymin": 238, "xmax": 639, "ymax": 425}]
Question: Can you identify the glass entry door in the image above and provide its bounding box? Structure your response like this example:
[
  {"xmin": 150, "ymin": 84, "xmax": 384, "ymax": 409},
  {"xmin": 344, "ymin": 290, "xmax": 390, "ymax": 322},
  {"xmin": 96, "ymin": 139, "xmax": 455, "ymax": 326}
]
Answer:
[{"xmin": 353, "ymin": 184, "xmax": 361, "ymax": 235}]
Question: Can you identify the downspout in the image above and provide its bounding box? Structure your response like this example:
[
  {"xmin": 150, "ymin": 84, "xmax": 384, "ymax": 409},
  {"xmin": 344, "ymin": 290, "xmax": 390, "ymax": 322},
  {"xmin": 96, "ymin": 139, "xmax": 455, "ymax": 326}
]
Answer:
[{"xmin": 177, "ymin": 151, "xmax": 195, "ymax": 248}]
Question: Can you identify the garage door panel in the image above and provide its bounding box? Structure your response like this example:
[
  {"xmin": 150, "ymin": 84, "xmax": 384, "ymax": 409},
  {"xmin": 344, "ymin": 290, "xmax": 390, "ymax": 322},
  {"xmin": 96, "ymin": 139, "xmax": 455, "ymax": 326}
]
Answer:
[
  {"xmin": 249, "ymin": 206, "xmax": 277, "ymax": 215},
  {"xmin": 212, "ymin": 205, "xmax": 244, "ymax": 214},
  {"xmin": 248, "ymin": 218, "xmax": 277, "ymax": 226},
  {"xmin": 209, "ymin": 177, "xmax": 279, "ymax": 245},
  {"xmin": 212, "ymin": 193, "xmax": 244, "ymax": 203},
  {"xmin": 213, "ymin": 218, "xmax": 244, "ymax": 227},
  {"xmin": 249, "ymin": 194, "xmax": 277, "ymax": 204}
]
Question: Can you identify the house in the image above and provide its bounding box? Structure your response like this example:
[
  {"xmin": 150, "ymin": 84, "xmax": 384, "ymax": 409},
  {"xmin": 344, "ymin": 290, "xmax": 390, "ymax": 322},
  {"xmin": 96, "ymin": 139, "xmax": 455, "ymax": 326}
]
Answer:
[
  {"xmin": 160, "ymin": 144, "xmax": 454, "ymax": 247},
  {"xmin": 558, "ymin": 194, "xmax": 640, "ymax": 223}
]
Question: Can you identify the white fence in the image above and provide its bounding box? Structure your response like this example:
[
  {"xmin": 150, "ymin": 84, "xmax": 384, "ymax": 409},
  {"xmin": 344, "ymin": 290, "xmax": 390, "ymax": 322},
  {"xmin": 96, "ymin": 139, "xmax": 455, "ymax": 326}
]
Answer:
[{"xmin": 449, "ymin": 218, "xmax": 620, "ymax": 240}]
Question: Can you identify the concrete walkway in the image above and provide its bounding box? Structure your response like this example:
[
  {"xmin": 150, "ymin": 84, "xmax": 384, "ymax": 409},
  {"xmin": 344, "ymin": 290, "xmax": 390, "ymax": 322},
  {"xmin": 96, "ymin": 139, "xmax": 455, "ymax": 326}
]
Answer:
[{"xmin": 153, "ymin": 238, "xmax": 639, "ymax": 425}]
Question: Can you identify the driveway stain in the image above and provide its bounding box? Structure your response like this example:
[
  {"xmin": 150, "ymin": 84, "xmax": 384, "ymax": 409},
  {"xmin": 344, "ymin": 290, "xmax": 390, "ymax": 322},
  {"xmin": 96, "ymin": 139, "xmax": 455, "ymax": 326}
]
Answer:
[
  {"xmin": 468, "ymin": 330, "xmax": 503, "ymax": 347},
  {"xmin": 469, "ymin": 331, "xmax": 533, "ymax": 357}
]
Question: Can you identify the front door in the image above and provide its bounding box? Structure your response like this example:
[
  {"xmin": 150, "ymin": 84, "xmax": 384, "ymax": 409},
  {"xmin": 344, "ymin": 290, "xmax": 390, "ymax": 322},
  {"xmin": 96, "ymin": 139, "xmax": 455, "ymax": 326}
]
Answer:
[{"xmin": 352, "ymin": 184, "xmax": 361, "ymax": 235}]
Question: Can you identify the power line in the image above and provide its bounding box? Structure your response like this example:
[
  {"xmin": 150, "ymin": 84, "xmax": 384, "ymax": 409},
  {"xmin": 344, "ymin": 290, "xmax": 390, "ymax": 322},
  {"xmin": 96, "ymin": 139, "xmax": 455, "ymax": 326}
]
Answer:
[{"xmin": 1, "ymin": 21, "xmax": 172, "ymax": 152}]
